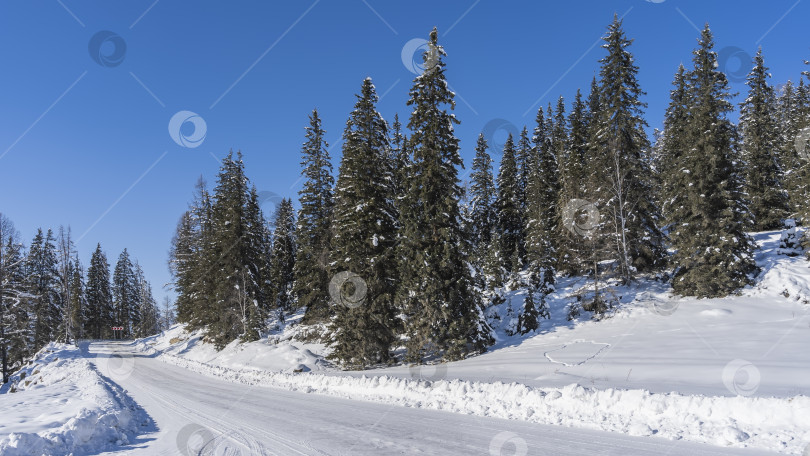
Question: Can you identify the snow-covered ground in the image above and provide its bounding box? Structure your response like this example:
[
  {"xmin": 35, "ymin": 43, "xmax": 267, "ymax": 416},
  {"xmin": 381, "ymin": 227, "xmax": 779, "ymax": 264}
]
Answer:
[
  {"xmin": 128, "ymin": 230, "xmax": 810, "ymax": 454},
  {"xmin": 2, "ymin": 230, "xmax": 808, "ymax": 454},
  {"xmin": 0, "ymin": 343, "xmax": 151, "ymax": 455}
]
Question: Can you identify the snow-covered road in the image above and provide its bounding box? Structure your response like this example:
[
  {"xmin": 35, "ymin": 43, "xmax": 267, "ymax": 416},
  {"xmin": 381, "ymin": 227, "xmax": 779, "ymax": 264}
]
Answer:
[{"xmin": 86, "ymin": 341, "xmax": 780, "ymax": 455}]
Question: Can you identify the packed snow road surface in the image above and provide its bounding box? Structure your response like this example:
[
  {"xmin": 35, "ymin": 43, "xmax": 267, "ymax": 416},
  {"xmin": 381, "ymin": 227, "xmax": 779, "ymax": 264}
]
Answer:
[{"xmin": 87, "ymin": 341, "xmax": 780, "ymax": 456}]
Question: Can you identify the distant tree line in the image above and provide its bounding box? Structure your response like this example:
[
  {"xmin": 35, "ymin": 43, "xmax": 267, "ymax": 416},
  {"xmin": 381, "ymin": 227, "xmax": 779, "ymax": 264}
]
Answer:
[
  {"xmin": 0, "ymin": 218, "xmax": 169, "ymax": 383},
  {"xmin": 169, "ymin": 18, "xmax": 810, "ymax": 369}
]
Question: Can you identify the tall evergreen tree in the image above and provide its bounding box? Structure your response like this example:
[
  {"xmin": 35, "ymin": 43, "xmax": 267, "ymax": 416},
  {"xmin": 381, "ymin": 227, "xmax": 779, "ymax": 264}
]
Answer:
[
  {"xmin": 294, "ymin": 110, "xmax": 335, "ymax": 325},
  {"xmin": 204, "ymin": 152, "xmax": 267, "ymax": 347},
  {"xmin": 739, "ymin": 48, "xmax": 789, "ymax": 230},
  {"xmin": 112, "ymin": 249, "xmax": 139, "ymax": 338},
  {"xmin": 328, "ymin": 78, "xmax": 399, "ymax": 368},
  {"xmin": 1, "ymin": 215, "xmax": 28, "ymax": 383},
  {"xmin": 495, "ymin": 134, "xmax": 523, "ymax": 275},
  {"xmin": 268, "ymin": 198, "xmax": 296, "ymax": 317},
  {"xmin": 670, "ymin": 25, "xmax": 759, "ymax": 297},
  {"xmin": 525, "ymin": 107, "xmax": 559, "ymax": 292},
  {"xmin": 397, "ymin": 28, "xmax": 492, "ymax": 362},
  {"xmin": 658, "ymin": 64, "xmax": 691, "ymax": 226},
  {"xmin": 468, "ymin": 133, "xmax": 499, "ymax": 286},
  {"xmin": 68, "ymin": 256, "xmax": 86, "ymax": 341},
  {"xmin": 85, "ymin": 243, "xmax": 113, "ymax": 339},
  {"xmin": 26, "ymin": 229, "xmax": 61, "ymax": 350},
  {"xmin": 591, "ymin": 15, "xmax": 666, "ymax": 281},
  {"xmin": 558, "ymin": 90, "xmax": 589, "ymax": 274}
]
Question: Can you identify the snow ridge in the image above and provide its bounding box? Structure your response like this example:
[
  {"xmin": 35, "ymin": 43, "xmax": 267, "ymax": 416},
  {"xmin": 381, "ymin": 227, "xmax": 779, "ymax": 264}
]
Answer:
[
  {"xmin": 136, "ymin": 341, "xmax": 810, "ymax": 454},
  {"xmin": 0, "ymin": 343, "xmax": 150, "ymax": 455}
]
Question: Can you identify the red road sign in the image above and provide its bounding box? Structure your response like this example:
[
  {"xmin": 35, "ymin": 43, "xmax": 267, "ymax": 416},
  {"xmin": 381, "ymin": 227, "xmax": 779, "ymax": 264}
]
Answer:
[{"xmin": 112, "ymin": 326, "xmax": 124, "ymax": 331}]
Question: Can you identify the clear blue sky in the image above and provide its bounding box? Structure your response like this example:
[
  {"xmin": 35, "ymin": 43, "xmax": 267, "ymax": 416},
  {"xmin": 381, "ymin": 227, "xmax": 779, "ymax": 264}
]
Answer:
[{"xmin": 1, "ymin": 0, "xmax": 807, "ymax": 304}]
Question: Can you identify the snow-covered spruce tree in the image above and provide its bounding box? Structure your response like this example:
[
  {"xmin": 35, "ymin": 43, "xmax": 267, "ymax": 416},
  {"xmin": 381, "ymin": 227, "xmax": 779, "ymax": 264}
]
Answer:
[
  {"xmin": 68, "ymin": 256, "xmax": 86, "ymax": 341},
  {"xmin": 495, "ymin": 134, "xmax": 523, "ymax": 275},
  {"xmin": 389, "ymin": 113, "xmax": 410, "ymax": 216},
  {"xmin": 54, "ymin": 226, "xmax": 75, "ymax": 343},
  {"xmin": 1, "ymin": 215, "xmax": 28, "ymax": 383},
  {"xmin": 134, "ymin": 263, "xmax": 160, "ymax": 338},
  {"xmin": 739, "ymin": 48, "xmax": 789, "ymax": 230},
  {"xmin": 524, "ymin": 106, "xmax": 559, "ymax": 294},
  {"xmin": 205, "ymin": 152, "xmax": 268, "ymax": 347},
  {"xmin": 241, "ymin": 186, "xmax": 272, "ymax": 342},
  {"xmin": 26, "ymin": 229, "xmax": 62, "ymax": 350},
  {"xmin": 557, "ymin": 90, "xmax": 589, "ymax": 275},
  {"xmin": 669, "ymin": 25, "xmax": 759, "ymax": 297},
  {"xmin": 594, "ymin": 16, "xmax": 666, "ymax": 281},
  {"xmin": 775, "ymin": 80, "xmax": 809, "ymax": 218},
  {"xmin": 328, "ymin": 78, "xmax": 399, "ymax": 368},
  {"xmin": 658, "ymin": 64, "xmax": 691, "ymax": 227},
  {"xmin": 468, "ymin": 134, "xmax": 499, "ymax": 288},
  {"xmin": 113, "ymin": 249, "xmax": 139, "ymax": 338},
  {"xmin": 398, "ymin": 27, "xmax": 492, "ymax": 363},
  {"xmin": 268, "ymin": 198, "xmax": 296, "ymax": 319},
  {"xmin": 85, "ymin": 243, "xmax": 113, "ymax": 339},
  {"xmin": 516, "ymin": 126, "xmax": 532, "ymax": 232},
  {"xmin": 169, "ymin": 177, "xmax": 214, "ymax": 332},
  {"xmin": 515, "ymin": 285, "xmax": 550, "ymax": 335},
  {"xmin": 294, "ymin": 110, "xmax": 335, "ymax": 325}
]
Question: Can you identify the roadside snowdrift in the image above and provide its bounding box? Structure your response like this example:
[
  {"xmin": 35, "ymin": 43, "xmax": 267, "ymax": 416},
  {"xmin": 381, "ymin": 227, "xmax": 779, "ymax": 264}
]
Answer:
[
  {"xmin": 0, "ymin": 343, "xmax": 150, "ymax": 455},
  {"xmin": 134, "ymin": 340, "xmax": 810, "ymax": 454}
]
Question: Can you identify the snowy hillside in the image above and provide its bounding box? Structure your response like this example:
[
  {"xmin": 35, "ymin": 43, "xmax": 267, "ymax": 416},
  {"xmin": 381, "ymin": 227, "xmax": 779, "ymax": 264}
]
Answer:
[{"xmin": 131, "ymin": 229, "xmax": 810, "ymax": 454}]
